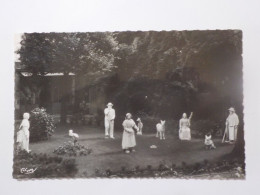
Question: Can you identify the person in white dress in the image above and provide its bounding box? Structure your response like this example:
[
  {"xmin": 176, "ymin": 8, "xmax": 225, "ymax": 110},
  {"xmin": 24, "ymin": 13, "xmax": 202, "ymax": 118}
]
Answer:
[
  {"xmin": 179, "ymin": 112, "xmax": 193, "ymax": 140},
  {"xmin": 17, "ymin": 113, "xmax": 30, "ymax": 152},
  {"xmin": 225, "ymin": 107, "xmax": 239, "ymax": 143},
  {"xmin": 122, "ymin": 113, "xmax": 139, "ymax": 153},
  {"xmin": 104, "ymin": 102, "xmax": 116, "ymax": 139}
]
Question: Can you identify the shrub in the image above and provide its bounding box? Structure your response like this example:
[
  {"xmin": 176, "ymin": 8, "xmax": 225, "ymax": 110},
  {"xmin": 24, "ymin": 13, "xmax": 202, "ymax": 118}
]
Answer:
[
  {"xmin": 13, "ymin": 150, "xmax": 78, "ymax": 179},
  {"xmin": 90, "ymin": 160, "xmax": 245, "ymax": 179},
  {"xmin": 53, "ymin": 141, "xmax": 92, "ymax": 156},
  {"xmin": 191, "ymin": 120, "xmax": 220, "ymax": 138},
  {"xmin": 140, "ymin": 116, "xmax": 159, "ymax": 133},
  {"xmin": 29, "ymin": 107, "xmax": 56, "ymax": 142}
]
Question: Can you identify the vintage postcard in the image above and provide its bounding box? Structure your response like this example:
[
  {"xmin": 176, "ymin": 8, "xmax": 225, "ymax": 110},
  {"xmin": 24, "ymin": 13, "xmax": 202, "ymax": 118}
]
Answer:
[{"xmin": 13, "ymin": 30, "xmax": 244, "ymax": 179}]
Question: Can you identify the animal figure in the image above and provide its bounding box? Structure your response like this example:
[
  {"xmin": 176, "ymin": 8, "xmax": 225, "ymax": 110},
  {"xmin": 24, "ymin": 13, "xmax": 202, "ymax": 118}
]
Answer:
[
  {"xmin": 69, "ymin": 129, "xmax": 79, "ymax": 145},
  {"xmin": 156, "ymin": 120, "xmax": 166, "ymax": 140},
  {"xmin": 205, "ymin": 133, "xmax": 216, "ymax": 149}
]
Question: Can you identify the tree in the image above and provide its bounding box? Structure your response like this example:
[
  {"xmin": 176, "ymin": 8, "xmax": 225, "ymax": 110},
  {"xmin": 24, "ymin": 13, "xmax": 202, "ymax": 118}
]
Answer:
[
  {"xmin": 17, "ymin": 32, "xmax": 119, "ymax": 123},
  {"xmin": 111, "ymin": 30, "xmax": 243, "ymax": 118},
  {"xmin": 18, "ymin": 33, "xmax": 53, "ymax": 75},
  {"xmin": 231, "ymin": 120, "xmax": 245, "ymax": 160}
]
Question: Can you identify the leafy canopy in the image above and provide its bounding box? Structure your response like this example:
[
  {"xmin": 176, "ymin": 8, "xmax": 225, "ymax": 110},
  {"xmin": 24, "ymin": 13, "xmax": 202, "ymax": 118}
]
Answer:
[{"xmin": 17, "ymin": 32, "xmax": 119, "ymax": 75}]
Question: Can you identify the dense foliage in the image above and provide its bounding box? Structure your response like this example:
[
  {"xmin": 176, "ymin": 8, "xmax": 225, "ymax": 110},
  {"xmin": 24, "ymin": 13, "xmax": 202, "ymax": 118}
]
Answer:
[
  {"xmin": 53, "ymin": 141, "xmax": 92, "ymax": 156},
  {"xmin": 17, "ymin": 33, "xmax": 118, "ymax": 75},
  {"xmin": 17, "ymin": 32, "xmax": 119, "ymax": 122},
  {"xmin": 191, "ymin": 120, "xmax": 223, "ymax": 137},
  {"xmin": 112, "ymin": 30, "xmax": 242, "ymax": 120},
  {"xmin": 30, "ymin": 107, "xmax": 55, "ymax": 142},
  {"xmin": 17, "ymin": 31, "xmax": 243, "ymax": 122},
  {"xmin": 13, "ymin": 150, "xmax": 78, "ymax": 179}
]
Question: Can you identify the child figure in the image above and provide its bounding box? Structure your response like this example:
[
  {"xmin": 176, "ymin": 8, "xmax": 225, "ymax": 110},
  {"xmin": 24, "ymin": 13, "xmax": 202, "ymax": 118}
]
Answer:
[
  {"xmin": 17, "ymin": 113, "xmax": 30, "ymax": 152},
  {"xmin": 205, "ymin": 132, "xmax": 216, "ymax": 149},
  {"xmin": 136, "ymin": 118, "xmax": 143, "ymax": 135}
]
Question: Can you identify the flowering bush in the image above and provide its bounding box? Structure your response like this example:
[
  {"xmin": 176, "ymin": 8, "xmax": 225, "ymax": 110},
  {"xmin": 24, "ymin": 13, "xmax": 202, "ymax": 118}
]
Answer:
[
  {"xmin": 53, "ymin": 141, "xmax": 92, "ymax": 156},
  {"xmin": 30, "ymin": 107, "xmax": 55, "ymax": 142},
  {"xmin": 13, "ymin": 150, "xmax": 78, "ymax": 179}
]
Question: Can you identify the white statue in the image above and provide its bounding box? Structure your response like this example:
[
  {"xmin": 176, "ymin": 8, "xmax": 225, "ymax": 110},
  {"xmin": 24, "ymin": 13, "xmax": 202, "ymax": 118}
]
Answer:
[
  {"xmin": 69, "ymin": 129, "xmax": 79, "ymax": 145},
  {"xmin": 224, "ymin": 107, "xmax": 239, "ymax": 143},
  {"xmin": 156, "ymin": 120, "xmax": 166, "ymax": 140},
  {"xmin": 136, "ymin": 118, "xmax": 143, "ymax": 135},
  {"xmin": 179, "ymin": 112, "xmax": 193, "ymax": 140},
  {"xmin": 104, "ymin": 102, "xmax": 115, "ymax": 139},
  {"xmin": 17, "ymin": 113, "xmax": 31, "ymax": 152},
  {"xmin": 122, "ymin": 113, "xmax": 139, "ymax": 153}
]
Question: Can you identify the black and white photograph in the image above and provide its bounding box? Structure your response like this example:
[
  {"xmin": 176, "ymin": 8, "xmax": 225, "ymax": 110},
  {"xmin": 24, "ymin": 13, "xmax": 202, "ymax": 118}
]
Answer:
[
  {"xmin": 1, "ymin": 0, "xmax": 260, "ymax": 194},
  {"xmin": 14, "ymin": 30, "xmax": 245, "ymax": 179}
]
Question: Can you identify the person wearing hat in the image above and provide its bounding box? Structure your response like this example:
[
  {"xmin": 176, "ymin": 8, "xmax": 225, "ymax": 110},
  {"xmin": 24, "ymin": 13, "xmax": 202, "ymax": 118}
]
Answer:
[
  {"xmin": 225, "ymin": 107, "xmax": 239, "ymax": 143},
  {"xmin": 122, "ymin": 113, "xmax": 139, "ymax": 153},
  {"xmin": 104, "ymin": 102, "xmax": 116, "ymax": 139}
]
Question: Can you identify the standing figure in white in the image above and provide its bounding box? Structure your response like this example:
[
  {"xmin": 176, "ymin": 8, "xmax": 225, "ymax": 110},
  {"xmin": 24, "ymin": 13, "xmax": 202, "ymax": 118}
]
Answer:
[
  {"xmin": 156, "ymin": 120, "xmax": 166, "ymax": 140},
  {"xmin": 225, "ymin": 107, "xmax": 239, "ymax": 143},
  {"xmin": 136, "ymin": 118, "xmax": 143, "ymax": 135},
  {"xmin": 122, "ymin": 113, "xmax": 139, "ymax": 153},
  {"xmin": 17, "ymin": 113, "xmax": 31, "ymax": 152},
  {"xmin": 104, "ymin": 102, "xmax": 116, "ymax": 139},
  {"xmin": 179, "ymin": 112, "xmax": 193, "ymax": 140}
]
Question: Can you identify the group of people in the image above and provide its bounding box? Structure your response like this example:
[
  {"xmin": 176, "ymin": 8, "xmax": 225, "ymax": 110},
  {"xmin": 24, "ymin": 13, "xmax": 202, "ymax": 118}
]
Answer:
[
  {"xmin": 16, "ymin": 102, "xmax": 239, "ymax": 154},
  {"xmin": 103, "ymin": 102, "xmax": 240, "ymax": 153},
  {"xmin": 104, "ymin": 102, "xmax": 139, "ymax": 153}
]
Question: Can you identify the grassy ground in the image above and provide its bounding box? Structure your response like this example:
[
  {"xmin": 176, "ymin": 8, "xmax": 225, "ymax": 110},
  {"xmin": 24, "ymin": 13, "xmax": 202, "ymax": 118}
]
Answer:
[{"xmin": 29, "ymin": 125, "xmax": 234, "ymax": 177}]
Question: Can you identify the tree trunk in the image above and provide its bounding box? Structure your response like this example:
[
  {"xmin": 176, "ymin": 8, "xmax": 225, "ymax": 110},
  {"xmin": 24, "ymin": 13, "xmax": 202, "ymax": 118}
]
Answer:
[
  {"xmin": 60, "ymin": 73, "xmax": 69, "ymax": 124},
  {"xmin": 231, "ymin": 120, "xmax": 245, "ymax": 160}
]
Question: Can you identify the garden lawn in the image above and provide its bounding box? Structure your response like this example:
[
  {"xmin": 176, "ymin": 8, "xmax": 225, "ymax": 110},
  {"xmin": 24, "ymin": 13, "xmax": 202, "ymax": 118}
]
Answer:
[{"xmin": 29, "ymin": 125, "xmax": 234, "ymax": 177}]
